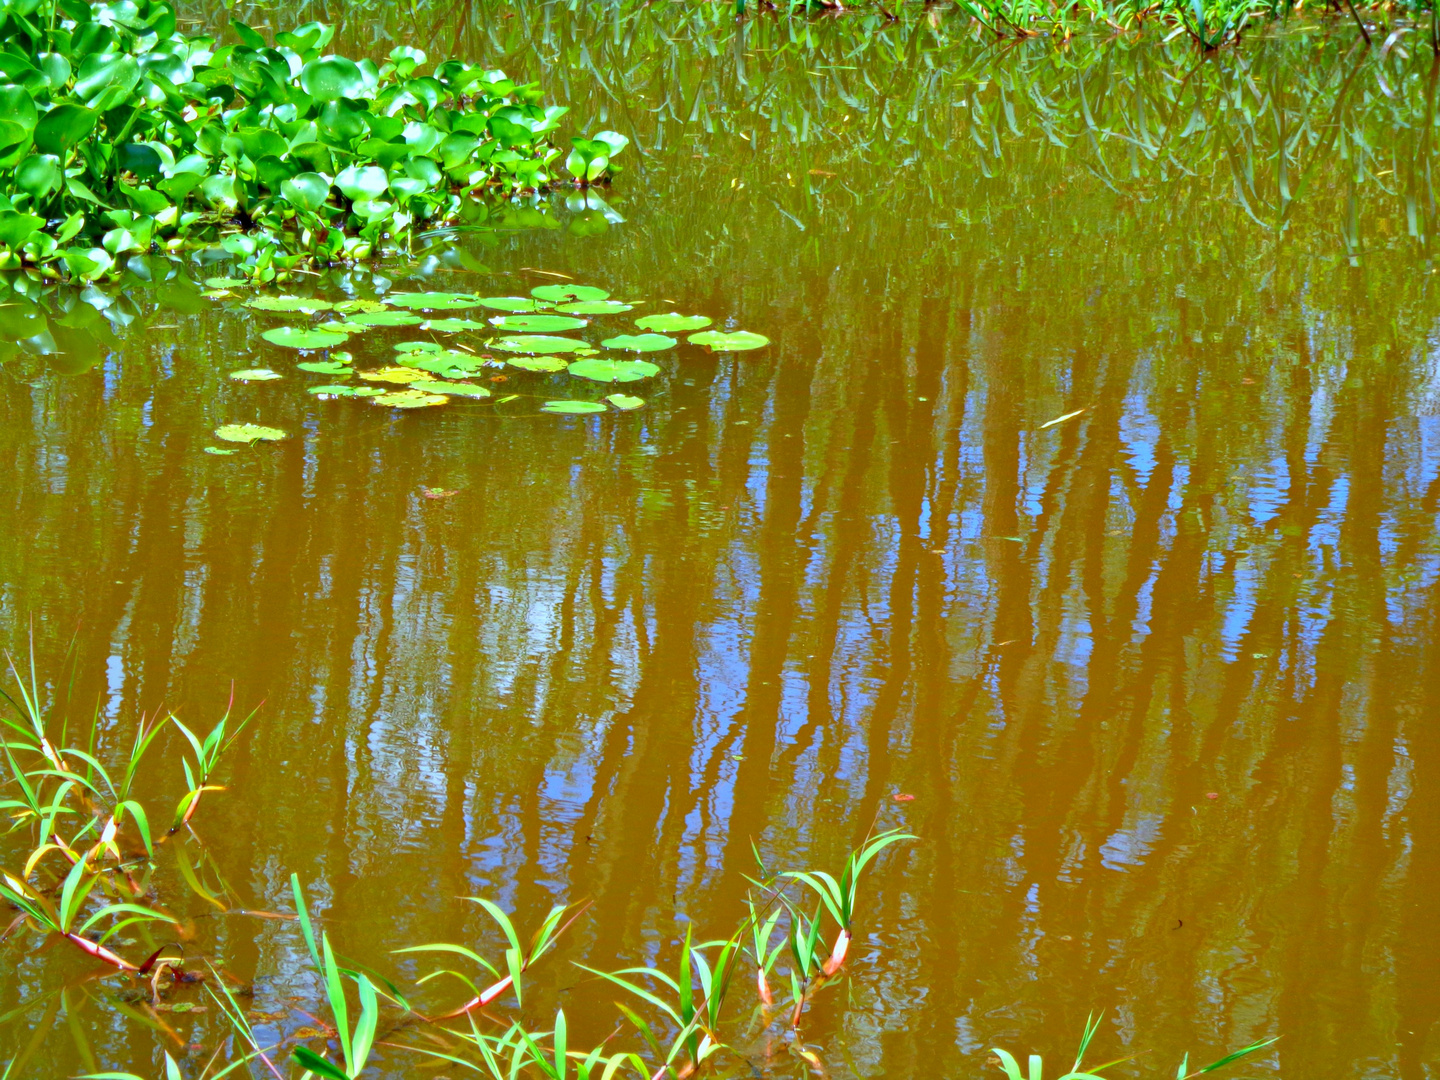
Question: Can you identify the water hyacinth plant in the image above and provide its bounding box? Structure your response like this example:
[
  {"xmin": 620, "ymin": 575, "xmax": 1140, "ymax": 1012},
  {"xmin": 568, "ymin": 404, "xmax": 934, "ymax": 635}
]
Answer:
[{"xmin": 0, "ymin": 0, "xmax": 627, "ymax": 284}]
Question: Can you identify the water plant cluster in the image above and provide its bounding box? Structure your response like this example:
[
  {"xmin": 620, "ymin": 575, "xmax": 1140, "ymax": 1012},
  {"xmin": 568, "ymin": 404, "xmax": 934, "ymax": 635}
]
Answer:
[
  {"xmin": 0, "ymin": 0, "xmax": 626, "ymax": 286},
  {"xmin": 209, "ymin": 279, "xmax": 769, "ymax": 433}
]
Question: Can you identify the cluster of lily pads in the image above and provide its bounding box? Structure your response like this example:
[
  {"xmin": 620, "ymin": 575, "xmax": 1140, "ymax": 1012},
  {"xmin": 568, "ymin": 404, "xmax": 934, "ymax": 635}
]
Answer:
[
  {"xmin": 210, "ymin": 280, "xmax": 768, "ymax": 439},
  {"xmin": 0, "ymin": 0, "xmax": 625, "ymax": 286}
]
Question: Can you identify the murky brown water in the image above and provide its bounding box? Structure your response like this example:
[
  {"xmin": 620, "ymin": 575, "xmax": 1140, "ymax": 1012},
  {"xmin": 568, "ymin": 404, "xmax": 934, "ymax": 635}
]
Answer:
[{"xmin": 3, "ymin": 6, "xmax": 1440, "ymax": 1077}]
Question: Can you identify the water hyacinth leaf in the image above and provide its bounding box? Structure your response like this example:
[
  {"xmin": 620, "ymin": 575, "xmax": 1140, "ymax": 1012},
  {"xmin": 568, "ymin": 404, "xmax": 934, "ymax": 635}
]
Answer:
[
  {"xmin": 281, "ymin": 172, "xmax": 332, "ymax": 213},
  {"xmin": 541, "ymin": 400, "xmax": 607, "ymax": 414},
  {"xmin": 262, "ymin": 326, "xmax": 348, "ymax": 349},
  {"xmin": 214, "ymin": 423, "xmax": 287, "ymax": 443},
  {"xmin": 490, "ymin": 314, "xmax": 588, "ymax": 332},
  {"xmin": 385, "ymin": 292, "xmax": 484, "ymax": 310},
  {"xmin": 350, "ymin": 310, "xmax": 423, "ymax": 327},
  {"xmin": 556, "ymin": 300, "xmax": 632, "ymax": 315},
  {"xmin": 229, "ymin": 368, "xmax": 282, "ymax": 381},
  {"xmin": 359, "ymin": 367, "xmax": 437, "ymax": 384},
  {"xmin": 422, "ymin": 318, "xmax": 489, "ymax": 332},
  {"xmin": 297, "ymin": 361, "xmax": 352, "ymax": 374},
  {"xmin": 687, "ymin": 330, "xmax": 770, "ymax": 352},
  {"xmin": 508, "ymin": 356, "xmax": 569, "ymax": 373},
  {"xmin": 34, "ymin": 104, "xmax": 96, "ymax": 155},
  {"xmin": 606, "ymin": 394, "xmax": 645, "ymax": 410},
  {"xmin": 636, "ymin": 313, "xmax": 712, "ymax": 333},
  {"xmin": 490, "ymin": 335, "xmax": 593, "ymax": 354},
  {"xmin": 301, "ymin": 55, "xmax": 366, "ymax": 102},
  {"xmin": 532, "ymin": 284, "xmax": 608, "ymax": 303},
  {"xmin": 336, "ymin": 164, "xmax": 389, "ymax": 202},
  {"xmin": 246, "ymin": 296, "xmax": 334, "ymax": 313},
  {"xmin": 373, "ymin": 389, "xmax": 446, "ymax": 408},
  {"xmin": 478, "ymin": 296, "xmax": 543, "ymax": 313},
  {"xmin": 601, "ymin": 333, "xmax": 676, "ymax": 353},
  {"xmin": 432, "ymin": 382, "xmax": 491, "ymax": 397},
  {"xmin": 567, "ymin": 358, "xmax": 660, "ymax": 383}
]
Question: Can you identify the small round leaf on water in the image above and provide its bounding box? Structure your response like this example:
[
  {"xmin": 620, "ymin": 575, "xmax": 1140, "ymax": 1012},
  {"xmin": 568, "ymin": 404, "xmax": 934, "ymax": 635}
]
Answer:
[
  {"xmin": 601, "ymin": 333, "xmax": 675, "ymax": 353},
  {"xmin": 532, "ymin": 284, "xmax": 609, "ymax": 303},
  {"xmin": 636, "ymin": 313, "xmax": 711, "ymax": 333},
  {"xmin": 567, "ymin": 358, "xmax": 660, "ymax": 383},
  {"xmin": 478, "ymin": 296, "xmax": 543, "ymax": 313},
  {"xmin": 433, "ymin": 382, "xmax": 491, "ymax": 398},
  {"xmin": 541, "ymin": 400, "xmax": 607, "ymax": 414},
  {"xmin": 394, "ymin": 340, "xmax": 444, "ymax": 354},
  {"xmin": 230, "ymin": 368, "xmax": 282, "ymax": 381},
  {"xmin": 308, "ymin": 384, "xmax": 357, "ymax": 396},
  {"xmin": 215, "ymin": 423, "xmax": 287, "ymax": 444},
  {"xmin": 508, "ymin": 356, "xmax": 569, "ymax": 373},
  {"xmin": 334, "ymin": 299, "xmax": 388, "ymax": 314},
  {"xmin": 204, "ymin": 446, "xmax": 238, "ymax": 455},
  {"xmin": 422, "ymin": 318, "xmax": 489, "ymax": 333},
  {"xmin": 349, "ymin": 310, "xmax": 423, "ymax": 327},
  {"xmin": 490, "ymin": 335, "xmax": 593, "ymax": 355},
  {"xmin": 316, "ymin": 321, "xmax": 369, "ymax": 335},
  {"xmin": 205, "ymin": 276, "xmax": 248, "ymax": 289},
  {"xmin": 297, "ymin": 360, "xmax": 352, "ymax": 374},
  {"xmin": 245, "ymin": 295, "xmax": 334, "ymax": 313},
  {"xmin": 687, "ymin": 330, "xmax": 770, "ymax": 352},
  {"xmin": 385, "ymin": 292, "xmax": 484, "ymax": 310},
  {"xmin": 606, "ymin": 394, "xmax": 645, "ymax": 411},
  {"xmin": 556, "ymin": 300, "xmax": 632, "ymax": 315},
  {"xmin": 261, "ymin": 326, "xmax": 348, "ymax": 349},
  {"xmin": 373, "ymin": 389, "xmax": 446, "ymax": 408},
  {"xmin": 360, "ymin": 367, "xmax": 437, "ymax": 384},
  {"xmin": 490, "ymin": 314, "xmax": 588, "ymax": 332}
]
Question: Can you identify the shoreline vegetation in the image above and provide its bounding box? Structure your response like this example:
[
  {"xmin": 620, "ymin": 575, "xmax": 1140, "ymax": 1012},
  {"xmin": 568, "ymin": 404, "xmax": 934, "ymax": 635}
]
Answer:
[{"xmin": 0, "ymin": 649, "xmax": 1277, "ymax": 1078}]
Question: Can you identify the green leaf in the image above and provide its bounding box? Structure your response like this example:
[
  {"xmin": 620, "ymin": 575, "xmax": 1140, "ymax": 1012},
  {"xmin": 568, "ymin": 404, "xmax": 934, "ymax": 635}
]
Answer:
[
  {"xmin": 532, "ymin": 284, "xmax": 609, "ymax": 303},
  {"xmin": 297, "ymin": 361, "xmax": 352, "ymax": 374},
  {"xmin": 555, "ymin": 300, "xmax": 632, "ymax": 315},
  {"xmin": 373, "ymin": 389, "xmax": 446, "ymax": 408},
  {"xmin": 301, "ymin": 56, "xmax": 367, "ymax": 102},
  {"xmin": 214, "ymin": 424, "xmax": 287, "ymax": 444},
  {"xmin": 335, "ymin": 164, "xmax": 389, "ymax": 201},
  {"xmin": 308, "ymin": 384, "xmax": 357, "ymax": 396},
  {"xmin": 601, "ymin": 334, "xmax": 675, "ymax": 353},
  {"xmin": 0, "ymin": 210, "xmax": 43, "ymax": 247},
  {"xmin": 490, "ymin": 314, "xmax": 587, "ymax": 332},
  {"xmin": 34, "ymin": 105, "xmax": 97, "ymax": 155},
  {"xmin": 385, "ymin": 292, "xmax": 483, "ymax": 310},
  {"xmin": 245, "ymin": 295, "xmax": 334, "ymax": 313},
  {"xmin": 541, "ymin": 400, "xmax": 607, "ymax": 414},
  {"xmin": 606, "ymin": 394, "xmax": 645, "ymax": 411},
  {"xmin": 433, "ymin": 382, "xmax": 491, "ymax": 398},
  {"xmin": 291, "ymin": 1047, "xmax": 350, "ymax": 1080},
  {"xmin": 507, "ymin": 356, "xmax": 569, "ymax": 373},
  {"xmin": 0, "ymin": 85, "xmax": 38, "ymax": 133},
  {"xmin": 687, "ymin": 330, "xmax": 770, "ymax": 352},
  {"xmin": 74, "ymin": 54, "xmax": 140, "ymax": 111},
  {"xmin": 422, "ymin": 318, "xmax": 489, "ymax": 332},
  {"xmin": 636, "ymin": 313, "xmax": 711, "ymax": 332},
  {"xmin": 490, "ymin": 335, "xmax": 593, "ymax": 354},
  {"xmin": 349, "ymin": 310, "xmax": 423, "ymax": 327},
  {"xmin": 229, "ymin": 368, "xmax": 282, "ymax": 381},
  {"xmin": 261, "ymin": 326, "xmax": 348, "ymax": 349},
  {"xmin": 282, "ymin": 172, "xmax": 331, "ymax": 212},
  {"xmin": 477, "ymin": 296, "xmax": 543, "ymax": 313},
  {"xmin": 568, "ymin": 358, "xmax": 659, "ymax": 383}
]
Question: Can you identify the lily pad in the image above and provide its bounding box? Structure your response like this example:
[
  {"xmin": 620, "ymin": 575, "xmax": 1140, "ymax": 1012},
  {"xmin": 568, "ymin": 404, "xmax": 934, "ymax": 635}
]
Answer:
[
  {"xmin": 316, "ymin": 320, "xmax": 370, "ymax": 335},
  {"xmin": 432, "ymin": 382, "xmax": 492, "ymax": 398},
  {"xmin": 334, "ymin": 299, "xmax": 389, "ymax": 314},
  {"xmin": 541, "ymin": 400, "xmax": 608, "ymax": 414},
  {"xmin": 688, "ymin": 330, "xmax": 770, "ymax": 352},
  {"xmin": 568, "ymin": 358, "xmax": 660, "ymax": 383},
  {"xmin": 478, "ymin": 296, "xmax": 544, "ymax": 313},
  {"xmin": 601, "ymin": 333, "xmax": 676, "ymax": 353},
  {"xmin": 230, "ymin": 368, "xmax": 282, "ymax": 381},
  {"xmin": 636, "ymin": 313, "xmax": 711, "ymax": 332},
  {"xmin": 204, "ymin": 276, "xmax": 248, "ymax": 289},
  {"xmin": 423, "ymin": 318, "xmax": 489, "ymax": 333},
  {"xmin": 297, "ymin": 360, "xmax": 353, "ymax": 374},
  {"xmin": 532, "ymin": 284, "xmax": 609, "ymax": 303},
  {"xmin": 373, "ymin": 389, "xmax": 447, "ymax": 408},
  {"xmin": 490, "ymin": 314, "xmax": 588, "ymax": 332},
  {"xmin": 246, "ymin": 295, "xmax": 333, "ymax": 313},
  {"xmin": 490, "ymin": 335, "xmax": 594, "ymax": 355},
  {"xmin": 308, "ymin": 384, "xmax": 358, "ymax": 396},
  {"xmin": 261, "ymin": 326, "xmax": 348, "ymax": 349},
  {"xmin": 606, "ymin": 394, "xmax": 645, "ymax": 410},
  {"xmin": 360, "ymin": 367, "xmax": 437, "ymax": 384},
  {"xmin": 215, "ymin": 423, "xmax": 287, "ymax": 443},
  {"xmin": 508, "ymin": 356, "xmax": 570, "ymax": 373},
  {"xmin": 384, "ymin": 292, "xmax": 483, "ymax": 310},
  {"xmin": 394, "ymin": 341, "xmax": 444, "ymax": 354},
  {"xmin": 349, "ymin": 310, "xmax": 424, "ymax": 327},
  {"xmin": 556, "ymin": 300, "xmax": 633, "ymax": 315},
  {"xmin": 204, "ymin": 446, "xmax": 238, "ymax": 455}
]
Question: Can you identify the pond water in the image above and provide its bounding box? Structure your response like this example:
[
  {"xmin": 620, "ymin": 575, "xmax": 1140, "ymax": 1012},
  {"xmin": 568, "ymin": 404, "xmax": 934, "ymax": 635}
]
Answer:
[{"xmin": 2, "ymin": 5, "xmax": 1439, "ymax": 1078}]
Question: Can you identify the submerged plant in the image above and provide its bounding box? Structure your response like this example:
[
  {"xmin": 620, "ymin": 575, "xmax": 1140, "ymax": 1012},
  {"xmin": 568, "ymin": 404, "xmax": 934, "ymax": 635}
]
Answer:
[{"xmin": 992, "ymin": 1014, "xmax": 1279, "ymax": 1080}]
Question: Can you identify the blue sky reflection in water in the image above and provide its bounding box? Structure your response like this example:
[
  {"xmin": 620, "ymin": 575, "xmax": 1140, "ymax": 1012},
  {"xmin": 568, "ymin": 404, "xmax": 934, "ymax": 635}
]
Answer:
[{"xmin": 2, "ymin": 4, "xmax": 1440, "ymax": 1077}]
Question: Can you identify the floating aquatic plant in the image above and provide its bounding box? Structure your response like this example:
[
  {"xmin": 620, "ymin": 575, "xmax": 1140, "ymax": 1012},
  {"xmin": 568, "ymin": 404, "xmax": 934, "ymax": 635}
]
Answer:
[
  {"xmin": 214, "ymin": 423, "xmax": 287, "ymax": 443},
  {"xmin": 688, "ymin": 331, "xmax": 769, "ymax": 352},
  {"xmin": 601, "ymin": 334, "xmax": 676, "ymax": 353}
]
